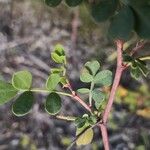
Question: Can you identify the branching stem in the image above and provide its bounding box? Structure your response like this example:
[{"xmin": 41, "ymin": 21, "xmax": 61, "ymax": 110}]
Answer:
[{"xmin": 99, "ymin": 40, "xmax": 124, "ymax": 150}]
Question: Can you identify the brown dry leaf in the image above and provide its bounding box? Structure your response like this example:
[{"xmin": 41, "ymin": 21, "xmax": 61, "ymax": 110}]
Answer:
[{"xmin": 136, "ymin": 108, "xmax": 150, "ymax": 118}]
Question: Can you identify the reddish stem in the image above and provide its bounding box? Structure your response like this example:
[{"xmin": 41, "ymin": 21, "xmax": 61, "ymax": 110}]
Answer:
[
  {"xmin": 100, "ymin": 40, "xmax": 124, "ymax": 150},
  {"xmin": 99, "ymin": 124, "xmax": 110, "ymax": 150},
  {"xmin": 71, "ymin": 95, "xmax": 92, "ymax": 112},
  {"xmin": 64, "ymin": 83, "xmax": 92, "ymax": 112},
  {"xmin": 103, "ymin": 40, "xmax": 124, "ymax": 123}
]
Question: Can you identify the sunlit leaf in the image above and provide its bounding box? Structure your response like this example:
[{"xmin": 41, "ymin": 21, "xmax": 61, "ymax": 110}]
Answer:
[
  {"xmin": 92, "ymin": 89, "xmax": 105, "ymax": 109},
  {"xmin": 85, "ymin": 60, "xmax": 100, "ymax": 76},
  {"xmin": 51, "ymin": 52, "xmax": 64, "ymax": 64},
  {"xmin": 77, "ymin": 88, "xmax": 90, "ymax": 94},
  {"xmin": 46, "ymin": 74, "xmax": 61, "ymax": 91},
  {"xmin": 80, "ymin": 68, "xmax": 93, "ymax": 83},
  {"xmin": 12, "ymin": 70, "xmax": 32, "ymax": 90},
  {"xmin": 0, "ymin": 80, "xmax": 18, "ymax": 105},
  {"xmin": 76, "ymin": 128, "xmax": 94, "ymax": 146},
  {"xmin": 94, "ymin": 70, "xmax": 112, "ymax": 86},
  {"xmin": 54, "ymin": 44, "xmax": 65, "ymax": 56},
  {"xmin": 137, "ymin": 108, "xmax": 150, "ymax": 119}
]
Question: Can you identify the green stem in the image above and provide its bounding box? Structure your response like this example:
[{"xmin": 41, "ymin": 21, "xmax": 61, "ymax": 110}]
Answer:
[
  {"xmin": 139, "ymin": 56, "xmax": 150, "ymax": 61},
  {"xmin": 55, "ymin": 115, "xmax": 76, "ymax": 121},
  {"xmin": 89, "ymin": 82, "xmax": 94, "ymax": 107},
  {"xmin": 21, "ymin": 88, "xmax": 72, "ymax": 97},
  {"xmin": 125, "ymin": 56, "xmax": 150, "ymax": 68}
]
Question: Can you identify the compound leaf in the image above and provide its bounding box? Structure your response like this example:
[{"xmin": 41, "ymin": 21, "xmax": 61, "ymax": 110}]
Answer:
[
  {"xmin": 94, "ymin": 70, "xmax": 112, "ymax": 86},
  {"xmin": 85, "ymin": 60, "xmax": 100, "ymax": 76}
]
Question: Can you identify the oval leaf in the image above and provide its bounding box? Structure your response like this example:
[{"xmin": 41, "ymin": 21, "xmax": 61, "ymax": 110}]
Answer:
[
  {"xmin": 45, "ymin": 92, "xmax": 62, "ymax": 115},
  {"xmin": 45, "ymin": 0, "xmax": 62, "ymax": 7},
  {"xmin": 65, "ymin": 0, "xmax": 83, "ymax": 7},
  {"xmin": 131, "ymin": 1, "xmax": 150, "ymax": 39},
  {"xmin": 92, "ymin": 89, "xmax": 105, "ymax": 109},
  {"xmin": 85, "ymin": 60, "xmax": 100, "ymax": 76},
  {"xmin": 77, "ymin": 88, "xmax": 90, "ymax": 94},
  {"xmin": 76, "ymin": 128, "xmax": 94, "ymax": 146},
  {"xmin": 12, "ymin": 91, "xmax": 34, "ymax": 116},
  {"xmin": 94, "ymin": 70, "xmax": 112, "ymax": 86},
  {"xmin": 0, "ymin": 80, "xmax": 18, "ymax": 105},
  {"xmin": 12, "ymin": 70, "xmax": 32, "ymax": 90},
  {"xmin": 80, "ymin": 68, "xmax": 93, "ymax": 83},
  {"xmin": 108, "ymin": 6, "xmax": 135, "ymax": 41},
  {"xmin": 91, "ymin": 0, "xmax": 118, "ymax": 22},
  {"xmin": 46, "ymin": 74, "xmax": 61, "ymax": 91},
  {"xmin": 54, "ymin": 44, "xmax": 65, "ymax": 56},
  {"xmin": 51, "ymin": 52, "xmax": 64, "ymax": 64}
]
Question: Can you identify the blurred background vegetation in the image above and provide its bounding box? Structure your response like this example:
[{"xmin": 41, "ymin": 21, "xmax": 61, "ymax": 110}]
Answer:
[{"xmin": 0, "ymin": 0, "xmax": 150, "ymax": 149}]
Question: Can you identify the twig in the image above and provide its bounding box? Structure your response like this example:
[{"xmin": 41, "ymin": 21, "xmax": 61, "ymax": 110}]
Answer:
[
  {"xmin": 100, "ymin": 40, "xmax": 124, "ymax": 150},
  {"xmin": 71, "ymin": 94, "xmax": 92, "ymax": 112},
  {"xmin": 67, "ymin": 120, "xmax": 103, "ymax": 150},
  {"xmin": 130, "ymin": 41, "xmax": 147, "ymax": 55},
  {"xmin": 64, "ymin": 83, "xmax": 92, "ymax": 113},
  {"xmin": 103, "ymin": 40, "xmax": 124, "ymax": 123}
]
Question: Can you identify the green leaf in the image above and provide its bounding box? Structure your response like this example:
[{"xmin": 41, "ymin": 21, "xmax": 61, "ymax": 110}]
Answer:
[
  {"xmin": 92, "ymin": 89, "xmax": 105, "ymax": 109},
  {"xmin": 94, "ymin": 70, "xmax": 112, "ymax": 86},
  {"xmin": 12, "ymin": 91, "xmax": 34, "ymax": 116},
  {"xmin": 131, "ymin": 67, "xmax": 141, "ymax": 79},
  {"xmin": 75, "ymin": 117, "xmax": 87, "ymax": 128},
  {"xmin": 87, "ymin": 115, "xmax": 97, "ymax": 125},
  {"xmin": 45, "ymin": 0, "xmax": 62, "ymax": 7},
  {"xmin": 77, "ymin": 88, "xmax": 90, "ymax": 94},
  {"xmin": 12, "ymin": 71, "xmax": 32, "ymax": 90},
  {"xmin": 85, "ymin": 60, "xmax": 100, "ymax": 76},
  {"xmin": 76, "ymin": 128, "xmax": 94, "ymax": 146},
  {"xmin": 108, "ymin": 6, "xmax": 135, "ymax": 41},
  {"xmin": 51, "ymin": 52, "xmax": 64, "ymax": 64},
  {"xmin": 60, "ymin": 77, "xmax": 68, "ymax": 85},
  {"xmin": 45, "ymin": 92, "xmax": 62, "ymax": 115},
  {"xmin": 91, "ymin": 0, "xmax": 118, "ymax": 22},
  {"xmin": 80, "ymin": 68, "xmax": 93, "ymax": 83},
  {"xmin": 65, "ymin": 0, "xmax": 83, "ymax": 7},
  {"xmin": 54, "ymin": 44, "xmax": 65, "ymax": 56},
  {"xmin": 131, "ymin": 1, "xmax": 150, "ymax": 39},
  {"xmin": 136, "ymin": 59, "xmax": 149, "ymax": 77},
  {"xmin": 0, "ymin": 80, "xmax": 18, "ymax": 105},
  {"xmin": 46, "ymin": 74, "xmax": 61, "ymax": 91}
]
